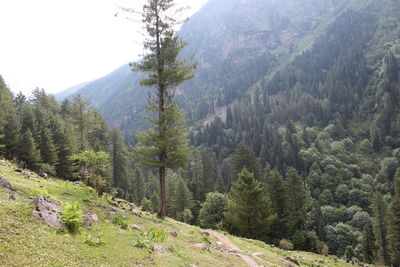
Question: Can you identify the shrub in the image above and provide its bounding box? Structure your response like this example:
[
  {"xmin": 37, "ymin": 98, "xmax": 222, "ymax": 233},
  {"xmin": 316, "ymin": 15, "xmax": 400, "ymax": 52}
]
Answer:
[
  {"xmin": 83, "ymin": 231, "xmax": 105, "ymax": 246},
  {"xmin": 61, "ymin": 201, "xmax": 83, "ymax": 234},
  {"xmin": 112, "ymin": 214, "xmax": 129, "ymax": 230},
  {"xmin": 182, "ymin": 208, "xmax": 193, "ymax": 224},
  {"xmin": 279, "ymin": 239, "xmax": 294, "ymax": 250},
  {"xmin": 32, "ymin": 187, "xmax": 56, "ymax": 199},
  {"xmin": 145, "ymin": 227, "xmax": 167, "ymax": 243},
  {"xmin": 141, "ymin": 197, "xmax": 151, "ymax": 211}
]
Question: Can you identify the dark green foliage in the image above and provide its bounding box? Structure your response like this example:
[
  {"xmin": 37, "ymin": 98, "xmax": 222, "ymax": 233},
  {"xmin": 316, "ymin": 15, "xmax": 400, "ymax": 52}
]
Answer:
[
  {"xmin": 231, "ymin": 144, "xmax": 261, "ymax": 180},
  {"xmin": 225, "ymin": 168, "xmax": 274, "ymax": 239},
  {"xmin": 170, "ymin": 176, "xmax": 194, "ymax": 221},
  {"xmin": 388, "ymin": 174, "xmax": 400, "ymax": 266},
  {"xmin": 372, "ymin": 192, "xmax": 389, "ymax": 265},
  {"xmin": 19, "ymin": 129, "xmax": 42, "ymax": 169},
  {"xmin": 131, "ymin": 167, "xmax": 145, "ymax": 205},
  {"xmin": 198, "ymin": 192, "xmax": 228, "ymax": 230},
  {"xmin": 111, "ymin": 128, "xmax": 130, "ymax": 195}
]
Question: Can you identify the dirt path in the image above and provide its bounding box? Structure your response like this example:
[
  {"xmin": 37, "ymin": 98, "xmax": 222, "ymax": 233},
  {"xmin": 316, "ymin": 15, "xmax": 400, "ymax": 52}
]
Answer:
[{"xmin": 207, "ymin": 230, "xmax": 261, "ymax": 267}]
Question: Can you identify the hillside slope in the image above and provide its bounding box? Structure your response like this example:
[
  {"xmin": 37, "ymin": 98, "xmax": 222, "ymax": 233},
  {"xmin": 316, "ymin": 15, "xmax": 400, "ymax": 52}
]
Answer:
[
  {"xmin": 0, "ymin": 160, "xmax": 355, "ymax": 267},
  {"xmin": 56, "ymin": 0, "xmax": 349, "ymax": 134}
]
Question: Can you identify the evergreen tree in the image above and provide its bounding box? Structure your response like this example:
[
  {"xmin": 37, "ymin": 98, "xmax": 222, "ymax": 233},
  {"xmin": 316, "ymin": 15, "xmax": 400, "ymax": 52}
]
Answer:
[
  {"xmin": 131, "ymin": 167, "xmax": 145, "ymax": 204},
  {"xmin": 286, "ymin": 167, "xmax": 308, "ymax": 235},
  {"xmin": 231, "ymin": 143, "xmax": 261, "ymax": 180},
  {"xmin": 267, "ymin": 169, "xmax": 289, "ymax": 241},
  {"xmin": 225, "ymin": 168, "xmax": 274, "ymax": 238},
  {"xmin": 71, "ymin": 95, "xmax": 91, "ymax": 152},
  {"xmin": 39, "ymin": 127, "xmax": 58, "ymax": 166},
  {"xmin": 20, "ymin": 129, "xmax": 42, "ymax": 169},
  {"xmin": 362, "ymin": 222, "xmax": 375, "ymax": 264},
  {"xmin": 132, "ymin": 0, "xmax": 195, "ymax": 218},
  {"xmin": 372, "ymin": 192, "xmax": 389, "ymax": 265},
  {"xmin": 171, "ymin": 176, "xmax": 194, "ymax": 220},
  {"xmin": 111, "ymin": 128, "xmax": 130, "ymax": 194},
  {"xmin": 388, "ymin": 173, "xmax": 400, "ymax": 266}
]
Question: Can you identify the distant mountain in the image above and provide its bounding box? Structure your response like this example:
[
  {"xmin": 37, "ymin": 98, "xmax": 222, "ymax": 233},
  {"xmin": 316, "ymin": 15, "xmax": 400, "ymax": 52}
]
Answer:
[
  {"xmin": 56, "ymin": 0, "xmax": 348, "ymax": 134},
  {"xmin": 55, "ymin": 81, "xmax": 91, "ymax": 101}
]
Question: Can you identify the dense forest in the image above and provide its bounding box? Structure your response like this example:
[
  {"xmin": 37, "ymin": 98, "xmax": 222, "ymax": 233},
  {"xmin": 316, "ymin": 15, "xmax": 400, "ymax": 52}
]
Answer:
[{"xmin": 2, "ymin": 0, "xmax": 400, "ymax": 265}]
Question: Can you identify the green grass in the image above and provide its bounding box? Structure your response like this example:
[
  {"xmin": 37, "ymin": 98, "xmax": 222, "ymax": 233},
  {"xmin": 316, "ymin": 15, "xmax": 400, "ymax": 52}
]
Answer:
[{"xmin": 0, "ymin": 160, "xmax": 356, "ymax": 266}]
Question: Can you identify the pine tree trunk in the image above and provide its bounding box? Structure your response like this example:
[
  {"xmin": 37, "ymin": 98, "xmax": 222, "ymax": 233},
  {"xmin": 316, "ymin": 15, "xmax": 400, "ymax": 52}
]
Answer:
[{"xmin": 158, "ymin": 166, "xmax": 167, "ymax": 218}]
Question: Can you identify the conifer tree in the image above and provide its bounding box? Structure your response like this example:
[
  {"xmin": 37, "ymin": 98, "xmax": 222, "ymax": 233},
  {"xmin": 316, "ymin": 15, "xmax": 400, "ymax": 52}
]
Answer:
[
  {"xmin": 171, "ymin": 176, "xmax": 194, "ymax": 220},
  {"xmin": 267, "ymin": 169, "xmax": 289, "ymax": 240},
  {"xmin": 20, "ymin": 129, "xmax": 42, "ymax": 169},
  {"xmin": 231, "ymin": 143, "xmax": 261, "ymax": 180},
  {"xmin": 111, "ymin": 128, "xmax": 130, "ymax": 194},
  {"xmin": 71, "ymin": 95, "xmax": 91, "ymax": 152},
  {"xmin": 225, "ymin": 168, "xmax": 274, "ymax": 238},
  {"xmin": 131, "ymin": 167, "xmax": 145, "ymax": 204},
  {"xmin": 372, "ymin": 192, "xmax": 389, "ymax": 265},
  {"xmin": 39, "ymin": 127, "xmax": 58, "ymax": 166},
  {"xmin": 286, "ymin": 167, "xmax": 308, "ymax": 235},
  {"xmin": 132, "ymin": 0, "xmax": 195, "ymax": 218},
  {"xmin": 388, "ymin": 173, "xmax": 400, "ymax": 266}
]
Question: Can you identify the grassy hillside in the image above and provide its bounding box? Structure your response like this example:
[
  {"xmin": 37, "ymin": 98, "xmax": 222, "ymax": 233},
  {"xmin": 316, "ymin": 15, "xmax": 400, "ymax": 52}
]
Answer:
[{"xmin": 0, "ymin": 160, "xmax": 358, "ymax": 267}]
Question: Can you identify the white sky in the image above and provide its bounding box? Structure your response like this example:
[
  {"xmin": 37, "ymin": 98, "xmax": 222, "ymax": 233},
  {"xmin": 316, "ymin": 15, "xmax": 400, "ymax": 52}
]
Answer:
[{"xmin": 0, "ymin": 0, "xmax": 207, "ymax": 95}]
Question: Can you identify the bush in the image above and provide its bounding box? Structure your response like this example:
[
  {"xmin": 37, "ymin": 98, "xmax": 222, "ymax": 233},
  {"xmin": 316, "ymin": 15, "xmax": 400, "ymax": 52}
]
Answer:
[
  {"xmin": 279, "ymin": 239, "xmax": 294, "ymax": 250},
  {"xmin": 83, "ymin": 231, "xmax": 105, "ymax": 246},
  {"xmin": 182, "ymin": 208, "xmax": 193, "ymax": 224},
  {"xmin": 141, "ymin": 197, "xmax": 151, "ymax": 211},
  {"xmin": 112, "ymin": 214, "xmax": 129, "ymax": 230},
  {"xmin": 32, "ymin": 187, "xmax": 57, "ymax": 199},
  {"xmin": 61, "ymin": 201, "xmax": 83, "ymax": 234},
  {"xmin": 145, "ymin": 227, "xmax": 167, "ymax": 243}
]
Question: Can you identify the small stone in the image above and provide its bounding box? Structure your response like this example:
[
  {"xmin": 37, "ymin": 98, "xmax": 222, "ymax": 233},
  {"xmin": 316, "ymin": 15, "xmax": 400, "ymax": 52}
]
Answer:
[
  {"xmin": 40, "ymin": 173, "xmax": 48, "ymax": 178},
  {"xmin": 169, "ymin": 231, "xmax": 177, "ymax": 237},
  {"xmin": 83, "ymin": 212, "xmax": 99, "ymax": 227},
  {"xmin": 200, "ymin": 231, "xmax": 210, "ymax": 236},
  {"xmin": 20, "ymin": 171, "xmax": 31, "ymax": 178},
  {"xmin": 252, "ymin": 252, "xmax": 264, "ymax": 257},
  {"xmin": 285, "ymin": 257, "xmax": 300, "ymax": 266},
  {"xmin": 193, "ymin": 243, "xmax": 209, "ymax": 250},
  {"xmin": 0, "ymin": 160, "xmax": 7, "ymax": 166},
  {"xmin": 129, "ymin": 224, "xmax": 141, "ymax": 231},
  {"xmin": 15, "ymin": 168, "xmax": 22, "ymax": 173},
  {"xmin": 9, "ymin": 194, "xmax": 16, "ymax": 200},
  {"xmin": 73, "ymin": 181, "xmax": 81, "ymax": 186}
]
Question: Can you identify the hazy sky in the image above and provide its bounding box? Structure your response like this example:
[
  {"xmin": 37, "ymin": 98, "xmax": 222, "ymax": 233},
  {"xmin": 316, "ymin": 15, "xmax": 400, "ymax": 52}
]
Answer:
[{"xmin": 0, "ymin": 0, "xmax": 207, "ymax": 95}]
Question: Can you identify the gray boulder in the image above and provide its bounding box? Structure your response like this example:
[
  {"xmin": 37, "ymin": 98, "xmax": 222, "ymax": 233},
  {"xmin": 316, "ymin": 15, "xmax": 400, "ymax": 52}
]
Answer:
[
  {"xmin": 32, "ymin": 196, "xmax": 63, "ymax": 228},
  {"xmin": 193, "ymin": 243, "xmax": 209, "ymax": 250},
  {"xmin": 83, "ymin": 211, "xmax": 99, "ymax": 227},
  {"xmin": 0, "ymin": 177, "xmax": 14, "ymax": 190}
]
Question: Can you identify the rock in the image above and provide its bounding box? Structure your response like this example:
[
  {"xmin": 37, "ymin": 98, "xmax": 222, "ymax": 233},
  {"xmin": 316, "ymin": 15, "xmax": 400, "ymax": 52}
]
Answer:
[
  {"xmin": 188, "ymin": 265, "xmax": 198, "ymax": 267},
  {"xmin": 215, "ymin": 241, "xmax": 224, "ymax": 247},
  {"xmin": 0, "ymin": 160, "xmax": 7, "ymax": 166},
  {"xmin": 111, "ymin": 207, "xmax": 125, "ymax": 213},
  {"xmin": 73, "ymin": 181, "xmax": 81, "ymax": 186},
  {"xmin": 20, "ymin": 171, "xmax": 32, "ymax": 178},
  {"xmin": 15, "ymin": 168, "xmax": 22, "ymax": 173},
  {"xmin": 83, "ymin": 212, "xmax": 99, "ymax": 227},
  {"xmin": 200, "ymin": 231, "xmax": 210, "ymax": 236},
  {"xmin": 32, "ymin": 196, "xmax": 63, "ymax": 228},
  {"xmin": 169, "ymin": 231, "xmax": 177, "ymax": 237},
  {"xmin": 9, "ymin": 193, "xmax": 16, "ymax": 200},
  {"xmin": 39, "ymin": 173, "xmax": 48, "ymax": 178},
  {"xmin": 129, "ymin": 224, "xmax": 141, "ymax": 231},
  {"xmin": 193, "ymin": 243, "xmax": 209, "ymax": 251},
  {"xmin": 130, "ymin": 210, "xmax": 142, "ymax": 217},
  {"xmin": 252, "ymin": 252, "xmax": 264, "ymax": 257},
  {"xmin": 0, "ymin": 177, "xmax": 14, "ymax": 190},
  {"xmin": 285, "ymin": 257, "xmax": 300, "ymax": 266}
]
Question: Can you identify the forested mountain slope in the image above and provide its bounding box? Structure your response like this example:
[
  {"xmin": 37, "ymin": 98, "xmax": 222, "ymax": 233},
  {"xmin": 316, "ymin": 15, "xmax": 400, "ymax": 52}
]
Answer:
[
  {"xmin": 57, "ymin": 0, "xmax": 348, "ymax": 135},
  {"xmin": 52, "ymin": 0, "xmax": 400, "ymax": 264}
]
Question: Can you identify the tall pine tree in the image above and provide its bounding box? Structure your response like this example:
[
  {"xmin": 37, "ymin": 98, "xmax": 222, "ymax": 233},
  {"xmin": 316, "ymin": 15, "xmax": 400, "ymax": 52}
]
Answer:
[{"xmin": 132, "ymin": 0, "xmax": 195, "ymax": 218}]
